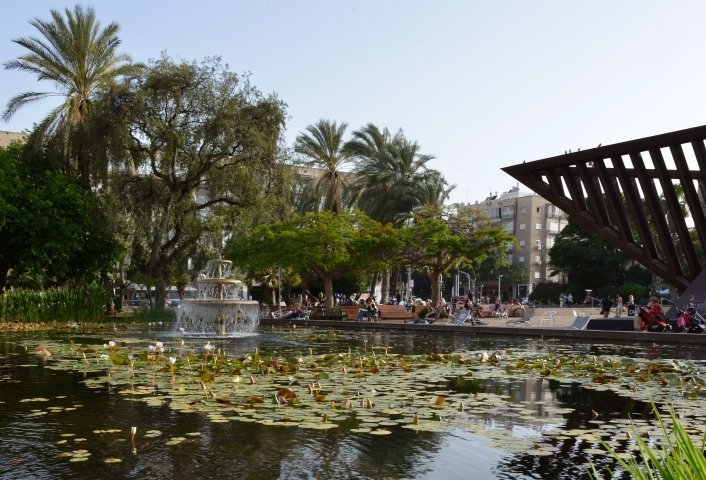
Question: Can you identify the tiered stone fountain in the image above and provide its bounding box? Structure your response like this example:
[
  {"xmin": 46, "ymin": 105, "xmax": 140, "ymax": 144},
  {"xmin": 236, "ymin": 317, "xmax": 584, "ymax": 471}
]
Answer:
[{"xmin": 176, "ymin": 259, "xmax": 259, "ymax": 336}]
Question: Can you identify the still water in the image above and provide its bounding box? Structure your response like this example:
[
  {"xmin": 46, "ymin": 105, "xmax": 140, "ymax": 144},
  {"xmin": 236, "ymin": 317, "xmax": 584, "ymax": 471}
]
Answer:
[{"xmin": 1, "ymin": 327, "xmax": 705, "ymax": 480}]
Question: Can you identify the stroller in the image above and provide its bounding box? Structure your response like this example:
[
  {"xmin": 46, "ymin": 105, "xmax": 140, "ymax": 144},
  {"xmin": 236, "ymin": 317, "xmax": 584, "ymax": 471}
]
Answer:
[
  {"xmin": 638, "ymin": 306, "xmax": 671, "ymax": 332},
  {"xmin": 675, "ymin": 306, "xmax": 706, "ymax": 333}
]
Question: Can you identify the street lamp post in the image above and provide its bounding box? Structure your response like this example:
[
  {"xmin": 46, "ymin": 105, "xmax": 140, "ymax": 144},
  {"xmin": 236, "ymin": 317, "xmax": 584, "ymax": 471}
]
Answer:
[{"xmin": 498, "ymin": 275, "xmax": 503, "ymax": 302}]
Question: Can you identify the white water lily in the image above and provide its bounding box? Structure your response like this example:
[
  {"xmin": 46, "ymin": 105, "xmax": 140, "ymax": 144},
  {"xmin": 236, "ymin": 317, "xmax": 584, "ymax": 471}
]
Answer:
[
  {"xmin": 108, "ymin": 340, "xmax": 116, "ymax": 348},
  {"xmin": 168, "ymin": 357, "xmax": 177, "ymax": 365},
  {"xmin": 204, "ymin": 341, "xmax": 215, "ymax": 352}
]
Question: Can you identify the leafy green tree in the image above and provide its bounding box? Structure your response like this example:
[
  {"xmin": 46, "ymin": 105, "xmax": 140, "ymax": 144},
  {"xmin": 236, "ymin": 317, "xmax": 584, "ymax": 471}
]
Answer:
[
  {"xmin": 98, "ymin": 55, "xmax": 286, "ymax": 309},
  {"xmin": 0, "ymin": 142, "xmax": 119, "ymax": 289},
  {"xmin": 549, "ymin": 217, "xmax": 630, "ymax": 290},
  {"xmin": 226, "ymin": 210, "xmax": 400, "ymax": 308},
  {"xmin": 347, "ymin": 128, "xmax": 452, "ymax": 300},
  {"xmin": 294, "ymin": 119, "xmax": 352, "ymax": 213},
  {"xmin": 3, "ymin": 5, "xmax": 138, "ymax": 187},
  {"xmin": 400, "ymin": 205, "xmax": 514, "ymax": 307}
]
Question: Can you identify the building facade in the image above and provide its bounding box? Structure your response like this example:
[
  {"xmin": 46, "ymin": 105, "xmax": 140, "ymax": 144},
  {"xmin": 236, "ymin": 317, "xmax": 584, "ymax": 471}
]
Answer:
[
  {"xmin": 470, "ymin": 186, "xmax": 568, "ymax": 299},
  {"xmin": 0, "ymin": 131, "xmax": 27, "ymax": 148}
]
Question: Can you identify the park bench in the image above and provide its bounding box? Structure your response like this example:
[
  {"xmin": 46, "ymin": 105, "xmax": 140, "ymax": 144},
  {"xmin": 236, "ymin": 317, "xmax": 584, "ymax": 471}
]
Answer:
[
  {"xmin": 340, "ymin": 305, "xmax": 360, "ymax": 320},
  {"xmin": 378, "ymin": 304, "xmax": 416, "ymax": 322},
  {"xmin": 310, "ymin": 306, "xmax": 346, "ymax": 320}
]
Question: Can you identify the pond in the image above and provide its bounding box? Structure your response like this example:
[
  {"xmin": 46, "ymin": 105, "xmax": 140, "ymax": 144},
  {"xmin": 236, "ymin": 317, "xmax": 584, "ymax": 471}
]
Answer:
[{"xmin": 1, "ymin": 326, "xmax": 705, "ymax": 479}]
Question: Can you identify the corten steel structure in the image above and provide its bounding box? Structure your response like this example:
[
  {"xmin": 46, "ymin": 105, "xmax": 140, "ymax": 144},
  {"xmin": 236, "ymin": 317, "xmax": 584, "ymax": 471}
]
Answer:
[{"xmin": 502, "ymin": 125, "xmax": 706, "ymax": 312}]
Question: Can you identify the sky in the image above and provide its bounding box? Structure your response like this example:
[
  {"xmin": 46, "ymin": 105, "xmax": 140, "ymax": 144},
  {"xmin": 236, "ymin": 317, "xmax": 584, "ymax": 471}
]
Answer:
[{"xmin": 3, "ymin": 1, "xmax": 706, "ymax": 205}]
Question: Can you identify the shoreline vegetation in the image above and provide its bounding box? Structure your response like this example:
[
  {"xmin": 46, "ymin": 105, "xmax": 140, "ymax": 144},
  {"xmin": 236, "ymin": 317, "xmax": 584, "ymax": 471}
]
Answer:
[
  {"xmin": 0, "ymin": 283, "xmax": 177, "ymax": 332},
  {"xmin": 0, "ymin": 284, "xmax": 105, "ymax": 324}
]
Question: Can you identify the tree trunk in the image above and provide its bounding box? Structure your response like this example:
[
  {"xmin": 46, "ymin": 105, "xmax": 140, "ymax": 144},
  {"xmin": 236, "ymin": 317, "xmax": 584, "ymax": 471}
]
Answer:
[
  {"xmin": 369, "ymin": 272, "xmax": 378, "ymax": 298},
  {"xmin": 270, "ymin": 285, "xmax": 276, "ymax": 307},
  {"xmin": 101, "ymin": 269, "xmax": 114, "ymax": 315},
  {"xmin": 323, "ymin": 274, "xmax": 335, "ymax": 308},
  {"xmin": 381, "ymin": 269, "xmax": 391, "ymax": 304},
  {"xmin": 430, "ymin": 271, "xmax": 442, "ymax": 308},
  {"xmin": 154, "ymin": 277, "xmax": 166, "ymax": 311}
]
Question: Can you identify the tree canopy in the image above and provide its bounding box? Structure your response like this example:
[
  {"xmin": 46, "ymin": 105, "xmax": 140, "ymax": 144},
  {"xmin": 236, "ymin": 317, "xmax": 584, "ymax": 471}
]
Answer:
[
  {"xmin": 96, "ymin": 55, "xmax": 287, "ymax": 308},
  {"xmin": 399, "ymin": 205, "xmax": 514, "ymax": 306},
  {"xmin": 3, "ymin": 4, "xmax": 138, "ymax": 187},
  {"xmin": 0, "ymin": 142, "xmax": 119, "ymax": 289},
  {"xmin": 548, "ymin": 217, "xmax": 630, "ymax": 290},
  {"xmin": 226, "ymin": 210, "xmax": 400, "ymax": 307}
]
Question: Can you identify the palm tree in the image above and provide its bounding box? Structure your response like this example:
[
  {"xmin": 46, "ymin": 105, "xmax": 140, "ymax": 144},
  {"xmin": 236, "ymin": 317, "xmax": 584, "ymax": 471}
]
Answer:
[
  {"xmin": 294, "ymin": 119, "xmax": 351, "ymax": 213},
  {"xmin": 3, "ymin": 5, "xmax": 137, "ymax": 187},
  {"xmin": 352, "ymin": 137, "xmax": 444, "ymax": 225},
  {"xmin": 345, "ymin": 123, "xmax": 404, "ymax": 163},
  {"xmin": 348, "ymin": 129, "xmax": 452, "ymax": 301}
]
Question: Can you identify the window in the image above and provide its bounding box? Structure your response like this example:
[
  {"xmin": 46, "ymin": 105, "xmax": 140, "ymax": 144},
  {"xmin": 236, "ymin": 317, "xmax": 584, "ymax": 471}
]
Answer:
[
  {"xmin": 502, "ymin": 205, "xmax": 515, "ymax": 218},
  {"xmin": 536, "ymin": 207, "xmax": 541, "ymax": 213},
  {"xmin": 548, "ymin": 221, "xmax": 559, "ymax": 233},
  {"xmin": 519, "ymin": 240, "xmax": 525, "ymax": 246},
  {"xmin": 502, "ymin": 221, "xmax": 514, "ymax": 234},
  {"xmin": 520, "ymin": 207, "xmax": 527, "ymax": 214},
  {"xmin": 534, "ymin": 255, "xmax": 541, "ymax": 263},
  {"xmin": 536, "ymin": 223, "xmax": 542, "ymax": 230},
  {"xmin": 534, "ymin": 271, "xmax": 541, "ymax": 279},
  {"xmin": 518, "ymin": 256, "xmax": 525, "ymax": 263},
  {"xmin": 519, "ymin": 223, "xmax": 526, "ymax": 230}
]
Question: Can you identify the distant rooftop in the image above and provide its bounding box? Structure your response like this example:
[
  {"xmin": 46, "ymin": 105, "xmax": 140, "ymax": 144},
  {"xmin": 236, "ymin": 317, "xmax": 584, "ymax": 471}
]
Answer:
[
  {"xmin": 0, "ymin": 130, "xmax": 27, "ymax": 148},
  {"xmin": 478, "ymin": 185, "xmax": 537, "ymax": 203}
]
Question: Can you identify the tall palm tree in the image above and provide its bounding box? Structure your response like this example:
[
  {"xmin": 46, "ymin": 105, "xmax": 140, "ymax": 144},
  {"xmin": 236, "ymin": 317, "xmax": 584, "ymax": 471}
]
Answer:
[
  {"xmin": 294, "ymin": 119, "xmax": 351, "ymax": 213},
  {"xmin": 3, "ymin": 5, "xmax": 137, "ymax": 187},
  {"xmin": 348, "ymin": 129, "xmax": 452, "ymax": 300},
  {"xmin": 345, "ymin": 123, "xmax": 404, "ymax": 163},
  {"xmin": 353, "ymin": 137, "xmax": 443, "ymax": 225},
  {"xmin": 414, "ymin": 169, "xmax": 453, "ymax": 208}
]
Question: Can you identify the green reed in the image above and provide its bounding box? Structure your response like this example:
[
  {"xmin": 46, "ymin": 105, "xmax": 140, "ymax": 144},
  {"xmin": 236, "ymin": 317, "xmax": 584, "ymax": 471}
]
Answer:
[
  {"xmin": 590, "ymin": 401, "xmax": 706, "ymax": 479},
  {"xmin": 0, "ymin": 284, "xmax": 106, "ymax": 323}
]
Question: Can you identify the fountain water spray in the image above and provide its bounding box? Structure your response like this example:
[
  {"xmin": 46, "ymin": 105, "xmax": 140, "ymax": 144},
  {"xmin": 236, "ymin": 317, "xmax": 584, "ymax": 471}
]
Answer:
[{"xmin": 175, "ymin": 260, "xmax": 259, "ymax": 336}]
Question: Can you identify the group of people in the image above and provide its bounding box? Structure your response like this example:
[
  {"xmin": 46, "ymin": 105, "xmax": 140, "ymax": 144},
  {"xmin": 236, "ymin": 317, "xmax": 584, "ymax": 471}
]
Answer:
[
  {"xmin": 598, "ymin": 293, "xmax": 634, "ymax": 318},
  {"xmin": 356, "ymin": 296, "xmax": 380, "ymax": 321},
  {"xmin": 558, "ymin": 292, "xmax": 574, "ymax": 308}
]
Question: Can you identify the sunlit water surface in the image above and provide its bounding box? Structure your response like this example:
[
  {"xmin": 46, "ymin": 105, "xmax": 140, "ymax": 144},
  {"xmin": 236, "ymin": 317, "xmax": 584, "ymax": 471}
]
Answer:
[{"xmin": 1, "ymin": 326, "xmax": 705, "ymax": 479}]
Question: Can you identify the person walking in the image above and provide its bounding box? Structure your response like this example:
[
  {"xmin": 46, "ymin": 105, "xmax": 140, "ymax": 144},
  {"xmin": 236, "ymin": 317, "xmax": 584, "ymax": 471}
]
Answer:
[
  {"xmin": 615, "ymin": 294, "xmax": 624, "ymax": 318},
  {"xmin": 600, "ymin": 294, "xmax": 613, "ymax": 318},
  {"xmin": 559, "ymin": 293, "xmax": 566, "ymax": 308}
]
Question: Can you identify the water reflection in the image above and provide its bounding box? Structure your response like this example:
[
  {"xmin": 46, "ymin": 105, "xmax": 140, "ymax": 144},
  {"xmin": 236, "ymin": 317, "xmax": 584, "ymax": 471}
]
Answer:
[{"xmin": 1, "ymin": 328, "xmax": 704, "ymax": 479}]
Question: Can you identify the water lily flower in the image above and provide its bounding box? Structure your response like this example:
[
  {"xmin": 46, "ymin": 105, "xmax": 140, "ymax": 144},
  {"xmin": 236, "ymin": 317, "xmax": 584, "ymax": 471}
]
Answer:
[
  {"xmin": 169, "ymin": 357, "xmax": 177, "ymax": 365},
  {"xmin": 108, "ymin": 340, "xmax": 116, "ymax": 348},
  {"xmin": 204, "ymin": 341, "xmax": 215, "ymax": 352}
]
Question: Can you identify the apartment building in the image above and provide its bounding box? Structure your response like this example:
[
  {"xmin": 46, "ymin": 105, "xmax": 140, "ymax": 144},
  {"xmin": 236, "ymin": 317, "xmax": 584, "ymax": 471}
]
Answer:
[
  {"xmin": 470, "ymin": 185, "xmax": 568, "ymax": 299},
  {"xmin": 0, "ymin": 131, "xmax": 27, "ymax": 148}
]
